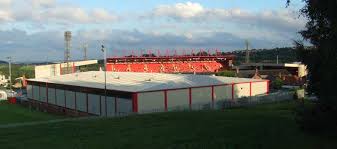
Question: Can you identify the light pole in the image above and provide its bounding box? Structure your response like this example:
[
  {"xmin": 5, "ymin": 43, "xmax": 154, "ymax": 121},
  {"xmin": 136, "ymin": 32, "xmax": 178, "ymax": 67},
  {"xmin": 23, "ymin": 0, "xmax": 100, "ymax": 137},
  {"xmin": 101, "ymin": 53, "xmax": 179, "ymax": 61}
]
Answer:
[
  {"xmin": 6, "ymin": 57, "xmax": 12, "ymax": 91},
  {"xmin": 101, "ymin": 45, "xmax": 107, "ymax": 116}
]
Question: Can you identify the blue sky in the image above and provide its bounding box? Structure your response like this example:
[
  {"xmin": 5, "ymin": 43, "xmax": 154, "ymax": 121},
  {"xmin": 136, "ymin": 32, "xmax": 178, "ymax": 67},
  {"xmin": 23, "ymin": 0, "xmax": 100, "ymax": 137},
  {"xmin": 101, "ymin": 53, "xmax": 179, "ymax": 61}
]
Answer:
[{"xmin": 0, "ymin": 0, "xmax": 306, "ymax": 62}]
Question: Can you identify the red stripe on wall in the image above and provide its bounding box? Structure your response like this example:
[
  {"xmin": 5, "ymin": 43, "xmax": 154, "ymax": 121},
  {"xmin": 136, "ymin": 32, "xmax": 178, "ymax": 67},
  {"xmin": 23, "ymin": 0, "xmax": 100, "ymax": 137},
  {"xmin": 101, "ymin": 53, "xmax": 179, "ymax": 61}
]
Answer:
[
  {"xmin": 64, "ymin": 90, "xmax": 66, "ymax": 108},
  {"xmin": 105, "ymin": 96, "xmax": 107, "ymax": 117},
  {"xmin": 164, "ymin": 90, "xmax": 168, "ymax": 112},
  {"xmin": 231, "ymin": 83, "xmax": 235, "ymax": 100},
  {"xmin": 211, "ymin": 86, "xmax": 215, "ymax": 109},
  {"xmin": 32, "ymin": 85, "xmax": 34, "ymax": 98},
  {"xmin": 99, "ymin": 96, "xmax": 102, "ymax": 116},
  {"xmin": 74, "ymin": 92, "xmax": 77, "ymax": 111},
  {"xmin": 132, "ymin": 93, "xmax": 138, "ymax": 113},
  {"xmin": 250, "ymin": 82, "xmax": 252, "ymax": 97},
  {"xmin": 115, "ymin": 97, "xmax": 117, "ymax": 115},
  {"xmin": 266, "ymin": 81, "xmax": 270, "ymax": 95},
  {"xmin": 46, "ymin": 82, "xmax": 49, "ymax": 104},
  {"xmin": 189, "ymin": 88, "xmax": 192, "ymax": 110},
  {"xmin": 86, "ymin": 93, "xmax": 89, "ymax": 112},
  {"xmin": 54, "ymin": 88, "xmax": 57, "ymax": 105},
  {"xmin": 60, "ymin": 64, "xmax": 62, "ymax": 75},
  {"xmin": 72, "ymin": 63, "xmax": 75, "ymax": 73}
]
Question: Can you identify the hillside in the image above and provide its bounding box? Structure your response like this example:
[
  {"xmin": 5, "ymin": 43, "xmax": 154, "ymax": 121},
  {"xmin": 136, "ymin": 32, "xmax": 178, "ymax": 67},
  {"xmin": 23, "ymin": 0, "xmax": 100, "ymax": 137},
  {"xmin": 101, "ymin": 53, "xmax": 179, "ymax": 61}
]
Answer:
[
  {"xmin": 0, "ymin": 101, "xmax": 336, "ymax": 149},
  {"xmin": 227, "ymin": 47, "xmax": 298, "ymax": 65},
  {"xmin": 0, "ymin": 60, "xmax": 7, "ymax": 64}
]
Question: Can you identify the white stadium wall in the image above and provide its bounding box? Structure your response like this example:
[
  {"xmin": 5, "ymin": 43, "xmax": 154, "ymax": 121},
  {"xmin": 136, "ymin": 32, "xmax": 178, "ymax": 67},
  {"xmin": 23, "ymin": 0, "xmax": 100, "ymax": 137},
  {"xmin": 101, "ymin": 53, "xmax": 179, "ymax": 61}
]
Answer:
[
  {"xmin": 214, "ymin": 85, "xmax": 232, "ymax": 101},
  {"xmin": 234, "ymin": 83, "xmax": 251, "ymax": 99},
  {"xmin": 88, "ymin": 94, "xmax": 100, "ymax": 115},
  {"xmin": 75, "ymin": 92, "xmax": 87, "ymax": 112},
  {"xmin": 27, "ymin": 80, "xmax": 269, "ymax": 116},
  {"xmin": 251, "ymin": 82, "xmax": 268, "ymax": 96},
  {"xmin": 166, "ymin": 89, "xmax": 189, "ymax": 110},
  {"xmin": 27, "ymin": 85, "xmax": 33, "ymax": 99},
  {"xmin": 27, "ymin": 82, "xmax": 133, "ymax": 117},
  {"xmin": 137, "ymin": 92, "xmax": 165, "ymax": 113},
  {"xmin": 65, "ymin": 91, "xmax": 76, "ymax": 110},
  {"xmin": 117, "ymin": 97, "xmax": 133, "ymax": 115},
  {"xmin": 55, "ymin": 89, "xmax": 65, "ymax": 107},
  {"xmin": 48, "ymin": 88, "xmax": 56, "ymax": 105},
  {"xmin": 191, "ymin": 87, "xmax": 212, "ymax": 110}
]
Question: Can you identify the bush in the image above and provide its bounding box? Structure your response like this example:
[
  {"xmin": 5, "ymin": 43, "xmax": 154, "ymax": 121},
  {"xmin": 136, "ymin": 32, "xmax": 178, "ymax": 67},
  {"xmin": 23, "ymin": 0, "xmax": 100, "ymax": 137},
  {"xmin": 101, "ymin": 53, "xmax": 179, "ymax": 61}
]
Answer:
[
  {"xmin": 271, "ymin": 78, "xmax": 283, "ymax": 89},
  {"xmin": 295, "ymin": 101, "xmax": 337, "ymax": 133}
]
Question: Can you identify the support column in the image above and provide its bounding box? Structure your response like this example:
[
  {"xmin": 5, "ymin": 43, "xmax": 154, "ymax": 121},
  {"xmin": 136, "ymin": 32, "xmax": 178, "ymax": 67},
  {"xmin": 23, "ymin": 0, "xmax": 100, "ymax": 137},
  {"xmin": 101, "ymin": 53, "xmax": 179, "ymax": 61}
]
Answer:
[
  {"xmin": 266, "ymin": 81, "xmax": 270, "ymax": 95},
  {"xmin": 250, "ymin": 82, "xmax": 252, "ymax": 97},
  {"xmin": 189, "ymin": 88, "xmax": 192, "ymax": 110},
  {"xmin": 164, "ymin": 90, "xmax": 168, "ymax": 112},
  {"xmin": 231, "ymin": 83, "xmax": 235, "ymax": 100},
  {"xmin": 211, "ymin": 86, "xmax": 215, "ymax": 109},
  {"xmin": 132, "ymin": 93, "xmax": 138, "ymax": 113}
]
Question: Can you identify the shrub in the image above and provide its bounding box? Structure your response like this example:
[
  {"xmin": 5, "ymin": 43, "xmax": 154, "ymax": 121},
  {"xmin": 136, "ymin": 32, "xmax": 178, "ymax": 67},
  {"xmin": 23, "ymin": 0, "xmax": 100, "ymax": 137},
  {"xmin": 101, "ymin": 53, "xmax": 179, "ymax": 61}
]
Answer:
[
  {"xmin": 216, "ymin": 71, "xmax": 236, "ymax": 77},
  {"xmin": 271, "ymin": 78, "xmax": 283, "ymax": 90}
]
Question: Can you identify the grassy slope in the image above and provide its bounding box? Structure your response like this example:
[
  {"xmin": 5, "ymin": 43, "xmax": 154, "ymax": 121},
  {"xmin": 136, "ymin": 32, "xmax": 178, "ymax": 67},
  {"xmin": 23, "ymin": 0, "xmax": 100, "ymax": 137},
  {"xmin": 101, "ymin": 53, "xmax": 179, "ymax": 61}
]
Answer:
[
  {"xmin": 0, "ymin": 101, "xmax": 61, "ymax": 125},
  {"xmin": 0, "ymin": 101, "xmax": 336, "ymax": 149}
]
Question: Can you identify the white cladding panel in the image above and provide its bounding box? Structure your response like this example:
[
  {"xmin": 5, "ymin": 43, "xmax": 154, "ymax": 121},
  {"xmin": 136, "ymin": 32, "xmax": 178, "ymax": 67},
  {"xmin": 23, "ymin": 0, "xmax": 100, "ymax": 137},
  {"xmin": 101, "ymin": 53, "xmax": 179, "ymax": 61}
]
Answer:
[
  {"xmin": 138, "ymin": 92, "xmax": 165, "ymax": 113},
  {"xmin": 214, "ymin": 85, "xmax": 232, "ymax": 101},
  {"xmin": 100, "ymin": 96, "xmax": 107, "ymax": 116},
  {"xmin": 27, "ymin": 85, "xmax": 33, "ymax": 99},
  {"xmin": 234, "ymin": 83, "xmax": 250, "ymax": 98},
  {"xmin": 76, "ymin": 92, "xmax": 87, "ymax": 112},
  {"xmin": 167, "ymin": 89, "xmax": 189, "ymax": 110},
  {"xmin": 106, "ymin": 97, "xmax": 116, "ymax": 117},
  {"xmin": 32, "ymin": 85, "xmax": 40, "ymax": 101},
  {"xmin": 117, "ymin": 98, "xmax": 132, "ymax": 115},
  {"xmin": 191, "ymin": 87, "xmax": 212, "ymax": 104},
  {"xmin": 251, "ymin": 82, "xmax": 267, "ymax": 96},
  {"xmin": 55, "ymin": 89, "xmax": 65, "ymax": 107},
  {"xmin": 48, "ymin": 88, "xmax": 56, "ymax": 104},
  {"xmin": 88, "ymin": 94, "xmax": 100, "ymax": 115},
  {"xmin": 39, "ymin": 87, "xmax": 47, "ymax": 102},
  {"xmin": 65, "ymin": 91, "xmax": 75, "ymax": 109}
]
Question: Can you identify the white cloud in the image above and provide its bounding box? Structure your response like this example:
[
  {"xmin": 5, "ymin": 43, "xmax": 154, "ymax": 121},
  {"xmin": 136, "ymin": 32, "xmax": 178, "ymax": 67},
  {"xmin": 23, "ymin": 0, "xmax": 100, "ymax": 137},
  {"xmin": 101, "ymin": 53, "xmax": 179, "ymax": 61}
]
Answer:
[
  {"xmin": 0, "ymin": 0, "xmax": 11, "ymax": 7},
  {"xmin": 147, "ymin": 2, "xmax": 305, "ymax": 32},
  {"xmin": 0, "ymin": 0, "xmax": 118, "ymax": 25},
  {"xmin": 153, "ymin": 2, "xmax": 204, "ymax": 19},
  {"xmin": 0, "ymin": 10, "xmax": 13, "ymax": 22}
]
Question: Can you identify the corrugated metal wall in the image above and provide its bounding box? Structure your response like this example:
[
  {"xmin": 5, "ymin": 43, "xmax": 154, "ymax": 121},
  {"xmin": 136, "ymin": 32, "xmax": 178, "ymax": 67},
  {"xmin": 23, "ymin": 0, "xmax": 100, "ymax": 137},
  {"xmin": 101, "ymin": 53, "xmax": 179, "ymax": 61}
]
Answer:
[
  {"xmin": 251, "ymin": 82, "xmax": 268, "ymax": 96},
  {"xmin": 27, "ymin": 85, "xmax": 132, "ymax": 116},
  {"xmin": 27, "ymin": 81, "xmax": 268, "ymax": 116},
  {"xmin": 234, "ymin": 83, "xmax": 250, "ymax": 99},
  {"xmin": 138, "ymin": 92, "xmax": 165, "ymax": 113},
  {"xmin": 167, "ymin": 89, "xmax": 189, "ymax": 110}
]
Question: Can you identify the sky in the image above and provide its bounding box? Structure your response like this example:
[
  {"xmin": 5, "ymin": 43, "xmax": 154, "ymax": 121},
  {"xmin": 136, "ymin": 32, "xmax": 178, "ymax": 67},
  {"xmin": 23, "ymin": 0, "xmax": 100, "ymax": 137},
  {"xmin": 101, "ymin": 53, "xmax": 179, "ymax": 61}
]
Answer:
[{"xmin": 0, "ymin": 0, "xmax": 306, "ymax": 62}]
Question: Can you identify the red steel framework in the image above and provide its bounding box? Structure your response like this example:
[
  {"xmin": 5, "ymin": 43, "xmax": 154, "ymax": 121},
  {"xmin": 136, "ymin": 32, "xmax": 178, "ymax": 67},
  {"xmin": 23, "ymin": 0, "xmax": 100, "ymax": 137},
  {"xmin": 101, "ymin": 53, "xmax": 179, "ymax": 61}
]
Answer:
[{"xmin": 107, "ymin": 49, "xmax": 235, "ymax": 73}]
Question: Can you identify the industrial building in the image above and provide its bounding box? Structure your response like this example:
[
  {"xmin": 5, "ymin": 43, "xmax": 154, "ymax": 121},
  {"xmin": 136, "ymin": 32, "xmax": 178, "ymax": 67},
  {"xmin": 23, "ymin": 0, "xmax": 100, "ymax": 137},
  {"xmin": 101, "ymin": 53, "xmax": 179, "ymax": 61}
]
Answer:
[
  {"xmin": 26, "ymin": 71, "xmax": 269, "ymax": 116},
  {"xmin": 35, "ymin": 60, "xmax": 98, "ymax": 78}
]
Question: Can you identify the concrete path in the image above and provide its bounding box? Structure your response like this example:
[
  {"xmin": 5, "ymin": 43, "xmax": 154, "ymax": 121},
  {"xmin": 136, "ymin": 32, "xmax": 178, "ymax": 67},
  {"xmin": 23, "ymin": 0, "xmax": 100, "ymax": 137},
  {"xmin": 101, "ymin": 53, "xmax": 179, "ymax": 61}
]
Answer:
[{"xmin": 0, "ymin": 116, "xmax": 100, "ymax": 129}]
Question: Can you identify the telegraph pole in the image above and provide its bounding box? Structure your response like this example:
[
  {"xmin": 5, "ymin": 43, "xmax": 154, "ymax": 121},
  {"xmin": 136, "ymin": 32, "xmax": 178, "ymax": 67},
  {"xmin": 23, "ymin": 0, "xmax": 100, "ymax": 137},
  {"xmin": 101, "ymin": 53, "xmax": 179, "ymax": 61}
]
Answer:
[
  {"xmin": 6, "ymin": 57, "xmax": 12, "ymax": 91},
  {"xmin": 101, "ymin": 45, "xmax": 107, "ymax": 116},
  {"xmin": 245, "ymin": 40, "xmax": 250, "ymax": 64}
]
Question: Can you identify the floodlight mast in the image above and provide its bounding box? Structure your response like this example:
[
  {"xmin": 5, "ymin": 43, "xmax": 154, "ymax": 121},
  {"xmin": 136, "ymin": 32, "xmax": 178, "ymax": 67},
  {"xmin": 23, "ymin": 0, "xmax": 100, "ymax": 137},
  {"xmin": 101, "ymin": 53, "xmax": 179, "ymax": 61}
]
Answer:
[
  {"xmin": 6, "ymin": 56, "xmax": 12, "ymax": 91},
  {"xmin": 101, "ymin": 45, "xmax": 107, "ymax": 116}
]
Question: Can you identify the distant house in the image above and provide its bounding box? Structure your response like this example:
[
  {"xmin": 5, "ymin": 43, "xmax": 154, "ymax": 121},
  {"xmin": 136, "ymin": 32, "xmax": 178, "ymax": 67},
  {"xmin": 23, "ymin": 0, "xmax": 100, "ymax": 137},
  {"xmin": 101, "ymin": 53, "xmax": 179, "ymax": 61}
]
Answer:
[
  {"xmin": 235, "ymin": 64, "xmax": 306, "ymax": 86},
  {"xmin": 0, "ymin": 74, "xmax": 9, "ymax": 86}
]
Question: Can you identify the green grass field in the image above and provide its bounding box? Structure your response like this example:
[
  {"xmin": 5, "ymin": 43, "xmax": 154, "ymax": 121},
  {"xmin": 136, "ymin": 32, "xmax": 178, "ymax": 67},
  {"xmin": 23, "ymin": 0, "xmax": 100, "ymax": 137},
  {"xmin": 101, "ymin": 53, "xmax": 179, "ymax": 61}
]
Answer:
[
  {"xmin": 0, "ymin": 101, "xmax": 61, "ymax": 125},
  {"xmin": 0, "ymin": 101, "xmax": 336, "ymax": 149}
]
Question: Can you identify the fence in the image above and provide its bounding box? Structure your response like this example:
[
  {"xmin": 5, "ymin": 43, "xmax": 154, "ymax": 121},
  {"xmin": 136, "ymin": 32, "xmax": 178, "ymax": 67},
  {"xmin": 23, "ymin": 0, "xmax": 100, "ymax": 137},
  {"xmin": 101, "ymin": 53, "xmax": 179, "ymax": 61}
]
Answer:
[{"xmin": 136, "ymin": 91, "xmax": 295, "ymax": 114}]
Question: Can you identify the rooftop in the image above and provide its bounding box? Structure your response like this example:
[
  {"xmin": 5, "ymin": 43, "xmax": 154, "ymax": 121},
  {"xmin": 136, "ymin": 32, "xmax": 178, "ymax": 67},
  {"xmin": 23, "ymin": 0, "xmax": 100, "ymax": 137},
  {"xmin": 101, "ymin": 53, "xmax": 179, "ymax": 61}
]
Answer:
[{"xmin": 28, "ymin": 71, "xmax": 266, "ymax": 92}]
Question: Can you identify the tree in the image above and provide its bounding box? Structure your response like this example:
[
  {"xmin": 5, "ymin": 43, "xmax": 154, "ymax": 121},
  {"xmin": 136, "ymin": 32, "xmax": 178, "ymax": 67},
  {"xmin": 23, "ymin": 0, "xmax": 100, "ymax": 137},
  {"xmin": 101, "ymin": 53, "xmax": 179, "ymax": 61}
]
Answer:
[{"xmin": 288, "ymin": 0, "xmax": 337, "ymax": 131}]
